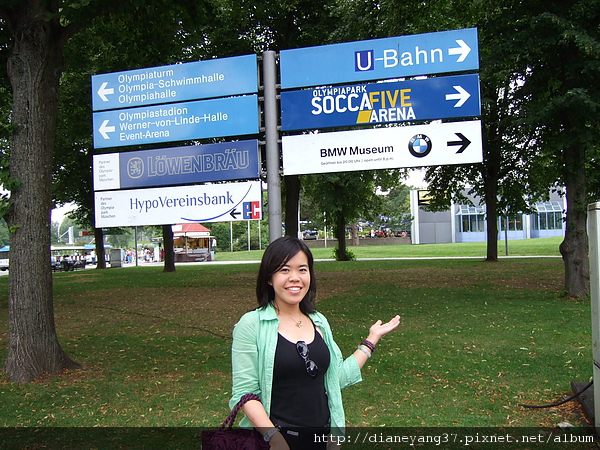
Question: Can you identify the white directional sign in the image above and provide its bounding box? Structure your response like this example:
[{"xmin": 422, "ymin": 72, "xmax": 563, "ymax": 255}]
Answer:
[
  {"xmin": 282, "ymin": 120, "xmax": 483, "ymax": 175},
  {"xmin": 92, "ymin": 54, "xmax": 258, "ymax": 111},
  {"xmin": 95, "ymin": 181, "xmax": 262, "ymax": 228}
]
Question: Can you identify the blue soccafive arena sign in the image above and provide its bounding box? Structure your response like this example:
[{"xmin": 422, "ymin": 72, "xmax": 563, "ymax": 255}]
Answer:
[{"xmin": 280, "ymin": 73, "xmax": 480, "ymax": 131}]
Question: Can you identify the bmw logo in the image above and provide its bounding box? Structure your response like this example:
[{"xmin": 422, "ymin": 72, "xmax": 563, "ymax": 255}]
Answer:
[{"xmin": 408, "ymin": 134, "xmax": 432, "ymax": 158}]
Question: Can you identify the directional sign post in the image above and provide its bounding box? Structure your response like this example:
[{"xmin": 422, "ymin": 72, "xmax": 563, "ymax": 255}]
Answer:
[
  {"xmin": 278, "ymin": 28, "xmax": 482, "ymax": 182},
  {"xmin": 280, "ymin": 73, "xmax": 480, "ymax": 131},
  {"xmin": 91, "ymin": 54, "xmax": 264, "ymax": 233},
  {"xmin": 93, "ymin": 95, "xmax": 259, "ymax": 149},
  {"xmin": 90, "ymin": 30, "xmax": 481, "ymax": 241},
  {"xmin": 95, "ymin": 181, "xmax": 262, "ymax": 228},
  {"xmin": 282, "ymin": 120, "xmax": 483, "ymax": 175},
  {"xmin": 279, "ymin": 28, "xmax": 478, "ymax": 89},
  {"xmin": 92, "ymin": 54, "xmax": 258, "ymax": 111}
]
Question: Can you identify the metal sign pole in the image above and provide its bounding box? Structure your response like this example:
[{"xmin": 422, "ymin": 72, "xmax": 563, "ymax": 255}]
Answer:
[
  {"xmin": 263, "ymin": 50, "xmax": 282, "ymax": 242},
  {"xmin": 588, "ymin": 202, "xmax": 600, "ymax": 427},
  {"xmin": 135, "ymin": 226, "xmax": 139, "ymax": 267}
]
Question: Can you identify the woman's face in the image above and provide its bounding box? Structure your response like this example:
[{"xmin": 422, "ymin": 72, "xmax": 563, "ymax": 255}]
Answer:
[{"xmin": 270, "ymin": 251, "xmax": 310, "ymax": 309}]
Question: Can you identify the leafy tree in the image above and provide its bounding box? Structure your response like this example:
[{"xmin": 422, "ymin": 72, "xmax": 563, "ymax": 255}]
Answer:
[
  {"xmin": 0, "ymin": 0, "xmax": 215, "ymax": 384},
  {"xmin": 338, "ymin": 0, "xmax": 559, "ymax": 266},
  {"xmin": 423, "ymin": 0, "xmax": 600, "ymax": 298},
  {"xmin": 0, "ymin": 0, "xmax": 92, "ymax": 383},
  {"xmin": 54, "ymin": 0, "xmax": 337, "ymax": 259},
  {"xmin": 299, "ymin": 185, "xmax": 325, "ymax": 233},
  {"xmin": 206, "ymin": 218, "xmax": 268, "ymax": 252},
  {"xmin": 210, "ymin": 0, "xmax": 351, "ymax": 240},
  {"xmin": 422, "ymin": 1, "xmax": 543, "ymax": 263},
  {"xmin": 104, "ymin": 229, "xmax": 132, "ymax": 249},
  {"xmin": 0, "ymin": 218, "xmax": 9, "ymax": 246},
  {"xmin": 375, "ymin": 184, "xmax": 412, "ymax": 232},
  {"xmin": 250, "ymin": 1, "xmax": 342, "ymax": 241},
  {"xmin": 514, "ymin": 1, "xmax": 600, "ymax": 298},
  {"xmin": 304, "ymin": 169, "xmax": 401, "ymax": 260},
  {"xmin": 206, "ymin": 222, "xmax": 231, "ymax": 252}
]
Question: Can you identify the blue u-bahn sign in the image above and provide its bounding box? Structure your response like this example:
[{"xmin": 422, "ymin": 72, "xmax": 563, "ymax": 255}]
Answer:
[
  {"xmin": 280, "ymin": 28, "xmax": 479, "ymax": 89},
  {"xmin": 280, "ymin": 73, "xmax": 480, "ymax": 131},
  {"xmin": 92, "ymin": 54, "xmax": 258, "ymax": 111}
]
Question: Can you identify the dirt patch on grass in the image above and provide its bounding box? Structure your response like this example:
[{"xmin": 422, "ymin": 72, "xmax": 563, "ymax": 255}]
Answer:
[
  {"xmin": 68, "ymin": 284, "xmax": 258, "ymax": 338},
  {"xmin": 55, "ymin": 272, "xmax": 101, "ymax": 281},
  {"xmin": 53, "ymin": 261, "xmax": 565, "ymax": 343},
  {"xmin": 317, "ymin": 264, "xmax": 563, "ymax": 293}
]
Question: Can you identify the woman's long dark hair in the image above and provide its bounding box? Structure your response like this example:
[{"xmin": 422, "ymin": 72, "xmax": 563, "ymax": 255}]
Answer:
[{"xmin": 256, "ymin": 236, "xmax": 317, "ymax": 314}]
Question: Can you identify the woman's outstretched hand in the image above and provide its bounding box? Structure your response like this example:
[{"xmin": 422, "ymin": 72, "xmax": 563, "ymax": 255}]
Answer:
[{"xmin": 368, "ymin": 315, "xmax": 401, "ymax": 342}]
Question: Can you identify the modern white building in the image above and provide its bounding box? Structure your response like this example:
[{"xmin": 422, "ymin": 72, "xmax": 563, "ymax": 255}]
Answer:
[{"xmin": 410, "ymin": 189, "xmax": 566, "ymax": 245}]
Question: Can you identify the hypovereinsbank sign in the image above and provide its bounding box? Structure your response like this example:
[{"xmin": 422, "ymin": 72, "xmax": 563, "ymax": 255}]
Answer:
[{"xmin": 95, "ymin": 181, "xmax": 262, "ymax": 228}]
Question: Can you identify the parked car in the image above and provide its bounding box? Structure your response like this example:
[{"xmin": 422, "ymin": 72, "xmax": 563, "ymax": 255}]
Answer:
[{"xmin": 302, "ymin": 230, "xmax": 318, "ymax": 240}]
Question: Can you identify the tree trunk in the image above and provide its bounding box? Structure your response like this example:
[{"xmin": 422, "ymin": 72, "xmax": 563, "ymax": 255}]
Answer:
[
  {"xmin": 162, "ymin": 224, "xmax": 175, "ymax": 272},
  {"xmin": 483, "ymin": 87, "xmax": 501, "ymax": 262},
  {"xmin": 94, "ymin": 227, "xmax": 106, "ymax": 269},
  {"xmin": 335, "ymin": 211, "xmax": 350, "ymax": 261},
  {"xmin": 284, "ymin": 175, "xmax": 300, "ymax": 238},
  {"xmin": 4, "ymin": 9, "xmax": 78, "ymax": 383},
  {"xmin": 559, "ymin": 144, "xmax": 589, "ymax": 298},
  {"xmin": 350, "ymin": 223, "xmax": 359, "ymax": 246},
  {"xmin": 484, "ymin": 180, "xmax": 499, "ymax": 262}
]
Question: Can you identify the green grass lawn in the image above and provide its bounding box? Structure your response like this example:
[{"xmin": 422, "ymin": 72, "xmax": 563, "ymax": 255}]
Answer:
[
  {"xmin": 0, "ymin": 238, "xmax": 593, "ymax": 443},
  {"xmin": 216, "ymin": 236, "xmax": 564, "ymax": 261}
]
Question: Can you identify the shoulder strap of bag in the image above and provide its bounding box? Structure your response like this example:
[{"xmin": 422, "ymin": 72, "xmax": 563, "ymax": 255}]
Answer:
[{"xmin": 221, "ymin": 393, "xmax": 260, "ymax": 430}]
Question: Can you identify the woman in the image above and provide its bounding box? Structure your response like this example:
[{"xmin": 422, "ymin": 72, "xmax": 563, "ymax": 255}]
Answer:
[{"xmin": 230, "ymin": 236, "xmax": 400, "ymax": 449}]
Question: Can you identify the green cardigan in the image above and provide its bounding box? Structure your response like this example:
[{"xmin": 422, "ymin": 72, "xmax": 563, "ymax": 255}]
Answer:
[{"xmin": 229, "ymin": 303, "xmax": 362, "ymax": 435}]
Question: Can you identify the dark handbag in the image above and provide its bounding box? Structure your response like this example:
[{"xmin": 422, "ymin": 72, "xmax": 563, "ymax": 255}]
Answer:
[{"xmin": 201, "ymin": 393, "xmax": 270, "ymax": 450}]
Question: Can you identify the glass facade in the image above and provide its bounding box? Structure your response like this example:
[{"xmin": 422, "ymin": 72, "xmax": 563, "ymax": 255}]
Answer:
[
  {"xmin": 499, "ymin": 215, "xmax": 524, "ymax": 231},
  {"xmin": 531, "ymin": 201, "xmax": 563, "ymax": 230},
  {"xmin": 412, "ymin": 188, "xmax": 565, "ymax": 244},
  {"xmin": 456, "ymin": 205, "xmax": 486, "ymax": 232}
]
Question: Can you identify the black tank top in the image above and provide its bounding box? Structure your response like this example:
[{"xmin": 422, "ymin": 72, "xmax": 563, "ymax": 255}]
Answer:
[{"xmin": 270, "ymin": 324, "xmax": 331, "ymax": 427}]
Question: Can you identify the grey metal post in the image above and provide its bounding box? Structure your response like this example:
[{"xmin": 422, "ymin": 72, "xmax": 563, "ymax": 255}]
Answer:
[
  {"xmin": 263, "ymin": 50, "xmax": 282, "ymax": 242},
  {"xmin": 134, "ymin": 226, "xmax": 139, "ymax": 267},
  {"xmin": 588, "ymin": 202, "xmax": 600, "ymax": 427}
]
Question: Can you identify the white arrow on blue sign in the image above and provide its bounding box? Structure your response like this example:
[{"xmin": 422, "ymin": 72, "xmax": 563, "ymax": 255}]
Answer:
[
  {"xmin": 280, "ymin": 28, "xmax": 479, "ymax": 89},
  {"xmin": 280, "ymin": 73, "xmax": 480, "ymax": 131},
  {"xmin": 92, "ymin": 54, "xmax": 258, "ymax": 111},
  {"xmin": 93, "ymin": 95, "xmax": 259, "ymax": 149}
]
